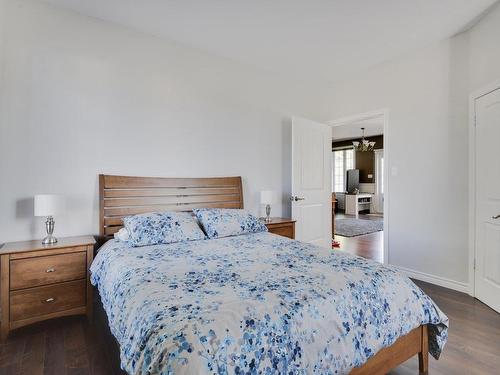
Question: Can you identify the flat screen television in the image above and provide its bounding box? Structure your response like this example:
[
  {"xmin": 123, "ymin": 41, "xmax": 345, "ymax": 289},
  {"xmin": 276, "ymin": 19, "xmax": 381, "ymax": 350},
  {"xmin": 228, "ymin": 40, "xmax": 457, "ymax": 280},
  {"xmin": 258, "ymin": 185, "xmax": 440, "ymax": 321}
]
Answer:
[{"xmin": 346, "ymin": 169, "xmax": 359, "ymax": 193}]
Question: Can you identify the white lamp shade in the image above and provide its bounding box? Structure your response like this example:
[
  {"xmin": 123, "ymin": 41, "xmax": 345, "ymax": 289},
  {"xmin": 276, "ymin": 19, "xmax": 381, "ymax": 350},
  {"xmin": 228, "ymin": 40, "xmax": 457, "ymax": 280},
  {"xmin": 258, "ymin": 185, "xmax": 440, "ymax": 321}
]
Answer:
[
  {"xmin": 260, "ymin": 190, "xmax": 277, "ymax": 205},
  {"xmin": 34, "ymin": 194, "xmax": 64, "ymax": 217}
]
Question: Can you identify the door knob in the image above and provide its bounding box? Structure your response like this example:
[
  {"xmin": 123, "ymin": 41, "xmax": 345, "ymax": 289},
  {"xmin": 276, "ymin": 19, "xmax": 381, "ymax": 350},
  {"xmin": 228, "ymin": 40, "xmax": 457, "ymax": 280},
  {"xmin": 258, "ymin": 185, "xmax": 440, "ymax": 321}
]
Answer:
[
  {"xmin": 290, "ymin": 196, "xmax": 305, "ymax": 202},
  {"xmin": 492, "ymin": 214, "xmax": 500, "ymax": 220}
]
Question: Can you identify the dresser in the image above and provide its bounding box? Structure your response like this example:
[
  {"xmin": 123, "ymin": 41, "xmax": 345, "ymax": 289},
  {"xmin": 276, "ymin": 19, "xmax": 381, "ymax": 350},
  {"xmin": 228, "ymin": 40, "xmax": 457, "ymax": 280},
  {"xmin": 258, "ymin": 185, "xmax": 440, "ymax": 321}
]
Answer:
[
  {"xmin": 264, "ymin": 218, "xmax": 296, "ymax": 239},
  {"xmin": 0, "ymin": 235, "xmax": 95, "ymax": 340}
]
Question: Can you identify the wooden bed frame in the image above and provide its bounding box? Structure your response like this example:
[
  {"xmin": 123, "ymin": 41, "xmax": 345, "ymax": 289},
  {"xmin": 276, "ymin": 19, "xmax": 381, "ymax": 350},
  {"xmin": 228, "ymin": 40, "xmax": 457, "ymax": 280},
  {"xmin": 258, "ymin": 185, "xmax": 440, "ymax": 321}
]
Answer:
[
  {"xmin": 98, "ymin": 174, "xmax": 429, "ymax": 375},
  {"xmin": 99, "ymin": 174, "xmax": 244, "ymax": 239}
]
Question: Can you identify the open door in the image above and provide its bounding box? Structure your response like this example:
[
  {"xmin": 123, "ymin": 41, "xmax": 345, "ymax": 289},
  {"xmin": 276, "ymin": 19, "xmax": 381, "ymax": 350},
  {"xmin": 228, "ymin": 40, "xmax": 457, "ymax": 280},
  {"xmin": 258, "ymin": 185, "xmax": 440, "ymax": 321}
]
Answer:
[{"xmin": 291, "ymin": 116, "xmax": 332, "ymax": 248}]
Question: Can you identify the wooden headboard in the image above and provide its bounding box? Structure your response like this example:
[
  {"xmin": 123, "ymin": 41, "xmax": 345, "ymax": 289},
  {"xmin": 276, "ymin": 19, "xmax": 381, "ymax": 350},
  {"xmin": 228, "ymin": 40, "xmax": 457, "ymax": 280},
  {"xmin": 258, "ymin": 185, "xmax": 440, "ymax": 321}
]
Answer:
[{"xmin": 99, "ymin": 175, "xmax": 243, "ymax": 239}]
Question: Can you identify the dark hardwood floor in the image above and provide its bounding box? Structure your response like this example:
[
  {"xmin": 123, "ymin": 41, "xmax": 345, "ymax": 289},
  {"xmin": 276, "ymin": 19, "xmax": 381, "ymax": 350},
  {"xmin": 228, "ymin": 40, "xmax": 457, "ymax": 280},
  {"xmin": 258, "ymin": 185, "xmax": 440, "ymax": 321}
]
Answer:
[
  {"xmin": 0, "ymin": 295, "xmax": 126, "ymax": 375},
  {"xmin": 1, "ymin": 225, "xmax": 499, "ymax": 374},
  {"xmin": 391, "ymin": 280, "xmax": 500, "ymax": 375},
  {"xmin": 335, "ymin": 213, "xmax": 384, "ymax": 262}
]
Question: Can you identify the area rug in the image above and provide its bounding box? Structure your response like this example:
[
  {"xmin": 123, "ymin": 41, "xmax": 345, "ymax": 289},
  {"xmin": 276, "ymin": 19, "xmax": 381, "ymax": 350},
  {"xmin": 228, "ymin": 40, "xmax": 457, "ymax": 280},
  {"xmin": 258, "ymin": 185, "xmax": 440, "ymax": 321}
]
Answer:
[{"xmin": 335, "ymin": 218, "xmax": 383, "ymax": 237}]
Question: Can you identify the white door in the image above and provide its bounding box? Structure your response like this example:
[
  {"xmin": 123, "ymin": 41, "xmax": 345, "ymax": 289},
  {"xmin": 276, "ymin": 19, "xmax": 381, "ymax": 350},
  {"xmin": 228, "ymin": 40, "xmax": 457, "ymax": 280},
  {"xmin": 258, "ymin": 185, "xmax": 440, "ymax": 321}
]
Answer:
[
  {"xmin": 474, "ymin": 87, "xmax": 500, "ymax": 313},
  {"xmin": 291, "ymin": 116, "xmax": 332, "ymax": 248}
]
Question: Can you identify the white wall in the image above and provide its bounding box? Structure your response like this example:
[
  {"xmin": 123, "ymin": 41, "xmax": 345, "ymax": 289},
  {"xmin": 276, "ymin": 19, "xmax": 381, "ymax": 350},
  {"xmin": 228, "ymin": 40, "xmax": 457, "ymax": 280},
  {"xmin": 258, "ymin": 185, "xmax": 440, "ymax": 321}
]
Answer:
[
  {"xmin": 2, "ymin": 0, "xmax": 500, "ymax": 294},
  {"xmin": 358, "ymin": 183, "xmax": 375, "ymax": 194},
  {"xmin": 0, "ymin": 0, "xmax": 334, "ymax": 243},
  {"xmin": 326, "ymin": 3, "xmax": 500, "ymax": 290},
  {"xmin": 468, "ymin": 3, "xmax": 500, "ymax": 90}
]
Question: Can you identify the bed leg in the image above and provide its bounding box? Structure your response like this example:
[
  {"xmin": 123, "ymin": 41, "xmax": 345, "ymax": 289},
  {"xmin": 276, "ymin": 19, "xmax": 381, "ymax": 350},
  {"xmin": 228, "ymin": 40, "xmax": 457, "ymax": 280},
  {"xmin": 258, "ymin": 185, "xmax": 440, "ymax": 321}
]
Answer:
[{"xmin": 418, "ymin": 325, "xmax": 429, "ymax": 375}]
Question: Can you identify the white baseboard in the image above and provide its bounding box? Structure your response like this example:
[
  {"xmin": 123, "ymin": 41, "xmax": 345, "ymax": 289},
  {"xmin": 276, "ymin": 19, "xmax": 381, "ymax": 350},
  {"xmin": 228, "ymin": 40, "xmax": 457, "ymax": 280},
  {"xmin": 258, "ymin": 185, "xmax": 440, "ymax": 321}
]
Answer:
[{"xmin": 395, "ymin": 266, "xmax": 469, "ymax": 294}]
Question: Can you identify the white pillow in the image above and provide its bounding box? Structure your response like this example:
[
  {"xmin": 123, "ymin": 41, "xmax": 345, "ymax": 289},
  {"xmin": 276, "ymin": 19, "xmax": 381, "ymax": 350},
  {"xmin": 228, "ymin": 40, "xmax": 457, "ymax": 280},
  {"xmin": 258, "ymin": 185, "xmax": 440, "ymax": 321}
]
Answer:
[{"xmin": 114, "ymin": 228, "xmax": 130, "ymax": 242}]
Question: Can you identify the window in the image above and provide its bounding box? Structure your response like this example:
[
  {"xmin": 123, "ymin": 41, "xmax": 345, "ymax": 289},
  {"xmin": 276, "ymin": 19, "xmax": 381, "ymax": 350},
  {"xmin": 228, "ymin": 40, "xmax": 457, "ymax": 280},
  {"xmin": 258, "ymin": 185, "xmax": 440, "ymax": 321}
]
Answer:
[
  {"xmin": 380, "ymin": 156, "xmax": 384, "ymax": 194},
  {"xmin": 332, "ymin": 148, "xmax": 354, "ymax": 192},
  {"xmin": 375, "ymin": 149, "xmax": 384, "ymax": 195}
]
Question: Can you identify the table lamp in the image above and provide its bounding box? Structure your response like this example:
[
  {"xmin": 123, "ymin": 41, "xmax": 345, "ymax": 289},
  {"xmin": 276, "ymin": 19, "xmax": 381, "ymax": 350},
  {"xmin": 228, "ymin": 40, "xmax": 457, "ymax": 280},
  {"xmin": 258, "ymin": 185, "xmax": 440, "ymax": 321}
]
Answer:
[
  {"xmin": 34, "ymin": 194, "xmax": 64, "ymax": 244},
  {"xmin": 260, "ymin": 190, "xmax": 277, "ymax": 222}
]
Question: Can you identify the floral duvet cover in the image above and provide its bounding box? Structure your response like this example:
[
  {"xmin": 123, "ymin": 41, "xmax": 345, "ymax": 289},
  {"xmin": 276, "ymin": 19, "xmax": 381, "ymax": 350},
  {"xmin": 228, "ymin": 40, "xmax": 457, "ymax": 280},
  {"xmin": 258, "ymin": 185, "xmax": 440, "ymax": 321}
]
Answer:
[{"xmin": 91, "ymin": 232, "xmax": 448, "ymax": 375}]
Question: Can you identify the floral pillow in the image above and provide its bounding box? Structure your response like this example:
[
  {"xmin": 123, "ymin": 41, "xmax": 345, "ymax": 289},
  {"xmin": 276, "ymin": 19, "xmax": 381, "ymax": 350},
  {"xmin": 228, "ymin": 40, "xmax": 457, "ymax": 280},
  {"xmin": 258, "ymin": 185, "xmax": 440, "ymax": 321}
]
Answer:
[
  {"xmin": 122, "ymin": 211, "xmax": 206, "ymax": 247},
  {"xmin": 193, "ymin": 208, "xmax": 268, "ymax": 239}
]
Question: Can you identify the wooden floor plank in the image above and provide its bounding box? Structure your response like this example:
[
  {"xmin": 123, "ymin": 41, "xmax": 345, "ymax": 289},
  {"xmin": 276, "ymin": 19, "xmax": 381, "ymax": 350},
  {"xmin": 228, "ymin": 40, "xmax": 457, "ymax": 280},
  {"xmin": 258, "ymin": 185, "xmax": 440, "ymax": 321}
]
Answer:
[
  {"xmin": 0, "ymin": 334, "xmax": 25, "ymax": 371},
  {"xmin": 63, "ymin": 319, "xmax": 89, "ymax": 375},
  {"xmin": 82, "ymin": 319, "xmax": 114, "ymax": 375},
  {"xmin": 19, "ymin": 330, "xmax": 45, "ymax": 375},
  {"xmin": 43, "ymin": 320, "xmax": 65, "ymax": 375},
  {"xmin": 0, "ymin": 364, "xmax": 19, "ymax": 375}
]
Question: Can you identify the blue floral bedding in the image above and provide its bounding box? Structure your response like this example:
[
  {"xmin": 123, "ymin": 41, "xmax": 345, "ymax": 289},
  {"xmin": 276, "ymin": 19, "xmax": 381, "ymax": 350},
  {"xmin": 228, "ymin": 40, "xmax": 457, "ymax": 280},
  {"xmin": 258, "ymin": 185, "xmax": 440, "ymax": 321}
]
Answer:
[
  {"xmin": 123, "ymin": 211, "xmax": 206, "ymax": 247},
  {"xmin": 91, "ymin": 232, "xmax": 448, "ymax": 375},
  {"xmin": 193, "ymin": 208, "xmax": 268, "ymax": 239}
]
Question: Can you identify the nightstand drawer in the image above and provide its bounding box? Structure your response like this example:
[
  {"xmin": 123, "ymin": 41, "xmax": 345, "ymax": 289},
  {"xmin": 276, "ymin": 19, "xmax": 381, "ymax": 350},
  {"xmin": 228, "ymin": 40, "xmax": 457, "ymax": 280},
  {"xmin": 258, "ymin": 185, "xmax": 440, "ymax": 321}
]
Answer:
[
  {"xmin": 264, "ymin": 218, "xmax": 295, "ymax": 239},
  {"xmin": 10, "ymin": 251, "xmax": 87, "ymax": 290},
  {"xmin": 268, "ymin": 225, "xmax": 294, "ymax": 239},
  {"xmin": 10, "ymin": 279, "xmax": 86, "ymax": 322}
]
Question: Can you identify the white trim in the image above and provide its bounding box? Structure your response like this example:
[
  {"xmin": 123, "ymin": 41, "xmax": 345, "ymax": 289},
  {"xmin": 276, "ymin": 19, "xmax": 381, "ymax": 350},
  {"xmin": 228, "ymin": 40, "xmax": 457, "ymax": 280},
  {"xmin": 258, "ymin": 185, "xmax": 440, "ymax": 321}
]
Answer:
[
  {"xmin": 468, "ymin": 78, "xmax": 500, "ymax": 297},
  {"xmin": 469, "ymin": 88, "xmax": 476, "ymax": 297},
  {"xmin": 332, "ymin": 145, "xmax": 355, "ymax": 151},
  {"xmin": 396, "ymin": 266, "xmax": 470, "ymax": 294},
  {"xmin": 330, "ymin": 109, "xmax": 389, "ymax": 265}
]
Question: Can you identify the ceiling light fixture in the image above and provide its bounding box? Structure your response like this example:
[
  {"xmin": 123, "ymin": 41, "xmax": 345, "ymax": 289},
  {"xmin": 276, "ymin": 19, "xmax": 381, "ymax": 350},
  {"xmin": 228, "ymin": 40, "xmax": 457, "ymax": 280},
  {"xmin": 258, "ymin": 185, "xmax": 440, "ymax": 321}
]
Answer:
[{"xmin": 352, "ymin": 127, "xmax": 375, "ymax": 152}]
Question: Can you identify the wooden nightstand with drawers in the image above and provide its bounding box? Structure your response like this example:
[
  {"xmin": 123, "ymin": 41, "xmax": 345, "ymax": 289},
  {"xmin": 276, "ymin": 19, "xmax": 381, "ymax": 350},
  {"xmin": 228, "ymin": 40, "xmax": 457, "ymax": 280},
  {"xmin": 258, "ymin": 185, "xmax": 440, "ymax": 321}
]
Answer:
[
  {"xmin": 0, "ymin": 235, "xmax": 95, "ymax": 340},
  {"xmin": 263, "ymin": 218, "xmax": 296, "ymax": 239}
]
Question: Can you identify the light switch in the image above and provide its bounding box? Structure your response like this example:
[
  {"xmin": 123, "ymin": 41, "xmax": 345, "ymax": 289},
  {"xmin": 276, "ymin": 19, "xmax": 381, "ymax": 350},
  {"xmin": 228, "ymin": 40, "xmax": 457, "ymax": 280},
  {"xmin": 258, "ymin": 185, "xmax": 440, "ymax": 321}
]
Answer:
[
  {"xmin": 391, "ymin": 167, "xmax": 398, "ymax": 177},
  {"xmin": 368, "ymin": 174, "xmax": 373, "ymax": 179}
]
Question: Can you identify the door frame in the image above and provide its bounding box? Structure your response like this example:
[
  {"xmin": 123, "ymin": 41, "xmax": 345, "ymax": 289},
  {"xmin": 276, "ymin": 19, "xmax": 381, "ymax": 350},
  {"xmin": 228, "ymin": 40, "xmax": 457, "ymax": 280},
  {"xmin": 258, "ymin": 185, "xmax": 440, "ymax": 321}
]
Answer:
[
  {"xmin": 329, "ymin": 108, "xmax": 389, "ymax": 264},
  {"xmin": 468, "ymin": 79, "xmax": 500, "ymax": 297},
  {"xmin": 374, "ymin": 148, "xmax": 384, "ymax": 213}
]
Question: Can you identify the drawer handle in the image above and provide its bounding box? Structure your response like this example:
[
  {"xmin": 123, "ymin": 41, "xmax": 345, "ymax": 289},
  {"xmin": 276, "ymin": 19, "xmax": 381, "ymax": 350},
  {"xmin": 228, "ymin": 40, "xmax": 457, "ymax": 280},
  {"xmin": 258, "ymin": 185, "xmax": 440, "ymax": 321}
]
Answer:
[
  {"xmin": 44, "ymin": 297, "xmax": 55, "ymax": 303},
  {"xmin": 46, "ymin": 268, "xmax": 55, "ymax": 273}
]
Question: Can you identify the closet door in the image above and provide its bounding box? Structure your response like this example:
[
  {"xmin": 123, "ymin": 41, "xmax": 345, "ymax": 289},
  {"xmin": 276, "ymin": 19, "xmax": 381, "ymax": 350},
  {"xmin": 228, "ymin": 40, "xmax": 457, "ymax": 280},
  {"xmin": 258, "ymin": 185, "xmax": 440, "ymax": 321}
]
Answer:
[{"xmin": 474, "ymin": 87, "xmax": 500, "ymax": 313}]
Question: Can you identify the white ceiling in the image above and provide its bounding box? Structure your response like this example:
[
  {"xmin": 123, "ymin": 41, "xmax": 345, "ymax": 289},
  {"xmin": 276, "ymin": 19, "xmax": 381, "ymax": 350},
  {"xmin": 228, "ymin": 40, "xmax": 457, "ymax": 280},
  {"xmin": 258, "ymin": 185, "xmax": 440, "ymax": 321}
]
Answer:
[
  {"xmin": 332, "ymin": 116, "xmax": 384, "ymax": 141},
  {"xmin": 40, "ymin": 0, "xmax": 497, "ymax": 82}
]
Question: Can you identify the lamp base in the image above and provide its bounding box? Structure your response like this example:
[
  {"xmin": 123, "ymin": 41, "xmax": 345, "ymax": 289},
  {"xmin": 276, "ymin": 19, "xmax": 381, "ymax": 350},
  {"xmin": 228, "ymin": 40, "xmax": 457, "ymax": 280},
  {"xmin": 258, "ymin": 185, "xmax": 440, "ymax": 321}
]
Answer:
[
  {"xmin": 42, "ymin": 216, "xmax": 57, "ymax": 245},
  {"xmin": 42, "ymin": 234, "xmax": 58, "ymax": 245},
  {"xmin": 265, "ymin": 204, "xmax": 272, "ymax": 222}
]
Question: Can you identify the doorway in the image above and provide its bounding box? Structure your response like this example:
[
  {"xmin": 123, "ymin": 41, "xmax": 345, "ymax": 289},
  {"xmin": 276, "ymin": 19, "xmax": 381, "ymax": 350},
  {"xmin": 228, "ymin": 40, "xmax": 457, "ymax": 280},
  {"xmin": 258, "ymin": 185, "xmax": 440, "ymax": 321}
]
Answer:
[{"xmin": 329, "ymin": 110, "xmax": 389, "ymax": 264}]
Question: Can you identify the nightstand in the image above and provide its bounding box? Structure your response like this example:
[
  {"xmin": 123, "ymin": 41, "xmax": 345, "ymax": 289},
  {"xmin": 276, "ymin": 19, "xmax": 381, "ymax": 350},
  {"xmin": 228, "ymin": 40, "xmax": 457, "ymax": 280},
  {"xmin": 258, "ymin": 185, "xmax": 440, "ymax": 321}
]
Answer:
[
  {"xmin": 0, "ymin": 235, "xmax": 95, "ymax": 340},
  {"xmin": 263, "ymin": 218, "xmax": 296, "ymax": 239}
]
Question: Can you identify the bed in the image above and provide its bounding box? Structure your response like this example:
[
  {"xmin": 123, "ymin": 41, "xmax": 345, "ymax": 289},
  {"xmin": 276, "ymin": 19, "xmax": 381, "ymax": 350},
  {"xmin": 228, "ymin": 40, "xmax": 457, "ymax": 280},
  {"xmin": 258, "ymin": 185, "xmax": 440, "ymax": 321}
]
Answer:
[{"xmin": 93, "ymin": 175, "xmax": 448, "ymax": 375}]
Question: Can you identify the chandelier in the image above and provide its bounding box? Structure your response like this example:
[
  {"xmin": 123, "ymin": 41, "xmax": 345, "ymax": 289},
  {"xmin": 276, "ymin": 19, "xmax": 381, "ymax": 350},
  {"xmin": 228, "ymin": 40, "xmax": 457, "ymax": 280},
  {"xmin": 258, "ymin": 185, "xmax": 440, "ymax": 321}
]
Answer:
[{"xmin": 352, "ymin": 127, "xmax": 375, "ymax": 152}]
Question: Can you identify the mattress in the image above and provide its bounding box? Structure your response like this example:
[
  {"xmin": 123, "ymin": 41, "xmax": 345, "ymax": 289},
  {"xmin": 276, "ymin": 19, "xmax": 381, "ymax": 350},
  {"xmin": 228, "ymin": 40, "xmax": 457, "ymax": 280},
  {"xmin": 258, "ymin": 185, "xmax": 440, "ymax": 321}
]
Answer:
[{"xmin": 91, "ymin": 232, "xmax": 448, "ymax": 375}]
